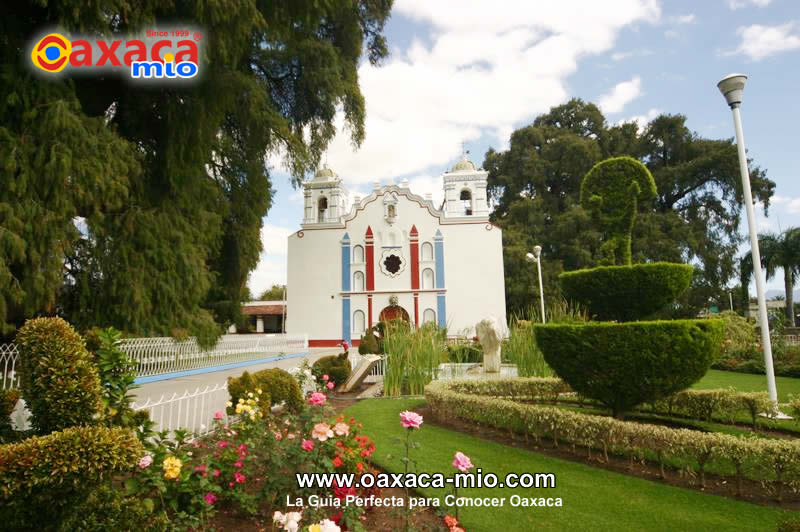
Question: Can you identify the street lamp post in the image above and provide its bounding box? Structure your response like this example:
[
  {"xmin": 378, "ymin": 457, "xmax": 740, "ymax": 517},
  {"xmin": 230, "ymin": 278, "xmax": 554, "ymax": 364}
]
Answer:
[
  {"xmin": 717, "ymin": 73, "xmax": 779, "ymax": 404},
  {"xmin": 526, "ymin": 246, "xmax": 546, "ymax": 324}
]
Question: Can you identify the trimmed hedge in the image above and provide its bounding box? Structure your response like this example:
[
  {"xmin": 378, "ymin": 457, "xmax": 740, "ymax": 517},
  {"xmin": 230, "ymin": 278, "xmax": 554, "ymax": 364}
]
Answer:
[
  {"xmin": 359, "ymin": 329, "xmax": 380, "ymax": 354},
  {"xmin": 312, "ymin": 352, "xmax": 352, "ymax": 387},
  {"xmin": 535, "ymin": 319, "xmax": 724, "ymax": 417},
  {"xmin": 559, "ymin": 262, "xmax": 694, "ymax": 322},
  {"xmin": 426, "ymin": 379, "xmax": 800, "ymax": 498},
  {"xmin": 0, "ymin": 425, "xmax": 143, "ymax": 528},
  {"xmin": 228, "ymin": 368, "xmax": 303, "ymax": 413},
  {"xmin": 16, "ymin": 317, "xmax": 105, "ymax": 434}
]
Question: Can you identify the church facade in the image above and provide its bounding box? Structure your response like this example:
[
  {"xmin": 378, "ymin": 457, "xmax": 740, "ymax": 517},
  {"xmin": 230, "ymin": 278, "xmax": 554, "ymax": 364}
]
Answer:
[{"xmin": 286, "ymin": 154, "xmax": 506, "ymax": 347}]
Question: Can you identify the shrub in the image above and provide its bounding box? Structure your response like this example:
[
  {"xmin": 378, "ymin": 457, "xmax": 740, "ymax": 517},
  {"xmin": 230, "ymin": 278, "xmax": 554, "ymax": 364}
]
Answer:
[
  {"xmin": 57, "ymin": 484, "xmax": 169, "ymax": 531},
  {"xmin": 359, "ymin": 328, "xmax": 380, "ymax": 354},
  {"xmin": 88, "ymin": 327, "xmax": 146, "ymax": 428},
  {"xmin": 535, "ymin": 319, "xmax": 724, "ymax": 417},
  {"xmin": 580, "ymin": 156, "xmax": 657, "ymax": 265},
  {"xmin": 0, "ymin": 425, "xmax": 143, "ymax": 528},
  {"xmin": 559, "ymin": 263, "xmax": 694, "ymax": 321},
  {"xmin": 312, "ymin": 355, "xmax": 352, "ymax": 388},
  {"xmin": 0, "ymin": 389, "xmax": 19, "ymax": 440},
  {"xmin": 16, "ymin": 317, "xmax": 105, "ymax": 434},
  {"xmin": 228, "ymin": 368, "xmax": 303, "ymax": 412}
]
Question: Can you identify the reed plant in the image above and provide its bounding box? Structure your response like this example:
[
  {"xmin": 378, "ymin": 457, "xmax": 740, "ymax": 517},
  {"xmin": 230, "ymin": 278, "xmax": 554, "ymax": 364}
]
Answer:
[{"xmin": 383, "ymin": 321, "xmax": 447, "ymax": 396}]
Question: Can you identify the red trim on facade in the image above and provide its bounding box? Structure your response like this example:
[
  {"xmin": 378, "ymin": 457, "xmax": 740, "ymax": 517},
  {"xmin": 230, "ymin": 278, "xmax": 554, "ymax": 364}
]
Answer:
[
  {"xmin": 414, "ymin": 293, "xmax": 419, "ymax": 327},
  {"xmin": 367, "ymin": 294, "xmax": 373, "ymax": 329},
  {"xmin": 365, "ymin": 226, "xmax": 375, "ymax": 292},
  {"xmin": 410, "ymin": 224, "xmax": 419, "ymax": 290}
]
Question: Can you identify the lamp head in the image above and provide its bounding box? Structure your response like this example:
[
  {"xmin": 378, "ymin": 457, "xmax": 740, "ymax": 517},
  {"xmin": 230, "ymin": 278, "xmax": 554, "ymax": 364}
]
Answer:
[
  {"xmin": 525, "ymin": 252, "xmax": 536, "ymax": 263},
  {"xmin": 533, "ymin": 245, "xmax": 542, "ymax": 259},
  {"xmin": 717, "ymin": 73, "xmax": 747, "ymax": 108}
]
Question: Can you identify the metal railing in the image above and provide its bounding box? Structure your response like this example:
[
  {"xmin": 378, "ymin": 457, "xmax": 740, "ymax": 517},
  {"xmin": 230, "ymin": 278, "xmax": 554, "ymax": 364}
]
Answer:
[
  {"xmin": 122, "ymin": 333, "xmax": 308, "ymax": 378},
  {"xmin": 0, "ymin": 333, "xmax": 308, "ymax": 387},
  {"xmin": 1, "ymin": 343, "xmax": 19, "ymax": 390},
  {"xmin": 347, "ymin": 353, "xmax": 385, "ymax": 383},
  {"xmin": 132, "ymin": 382, "xmax": 229, "ymax": 437}
]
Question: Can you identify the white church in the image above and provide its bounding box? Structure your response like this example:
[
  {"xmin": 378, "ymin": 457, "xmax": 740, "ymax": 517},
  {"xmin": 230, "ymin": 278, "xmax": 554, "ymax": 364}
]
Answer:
[{"xmin": 286, "ymin": 153, "xmax": 506, "ymax": 347}]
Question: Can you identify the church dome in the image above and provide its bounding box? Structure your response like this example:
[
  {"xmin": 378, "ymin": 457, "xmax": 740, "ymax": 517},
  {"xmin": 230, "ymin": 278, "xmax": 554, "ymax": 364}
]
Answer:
[
  {"xmin": 314, "ymin": 165, "xmax": 338, "ymax": 180},
  {"xmin": 451, "ymin": 154, "xmax": 476, "ymax": 173}
]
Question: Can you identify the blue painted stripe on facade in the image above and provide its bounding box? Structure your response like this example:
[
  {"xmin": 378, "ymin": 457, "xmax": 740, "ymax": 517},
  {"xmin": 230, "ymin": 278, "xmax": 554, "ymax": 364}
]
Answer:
[
  {"xmin": 342, "ymin": 297, "xmax": 351, "ymax": 343},
  {"xmin": 133, "ymin": 351, "xmax": 310, "ymax": 384},
  {"xmin": 434, "ymin": 230, "xmax": 445, "ymax": 289},
  {"xmin": 437, "ymin": 294, "xmax": 447, "ymax": 329},
  {"xmin": 341, "ymin": 233, "xmax": 351, "ymax": 292}
]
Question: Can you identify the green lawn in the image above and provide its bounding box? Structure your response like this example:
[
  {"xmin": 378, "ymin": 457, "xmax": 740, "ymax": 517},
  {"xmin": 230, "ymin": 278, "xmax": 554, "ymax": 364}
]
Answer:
[
  {"xmin": 346, "ymin": 398, "xmax": 790, "ymax": 532},
  {"xmin": 694, "ymin": 369, "xmax": 800, "ymax": 403}
]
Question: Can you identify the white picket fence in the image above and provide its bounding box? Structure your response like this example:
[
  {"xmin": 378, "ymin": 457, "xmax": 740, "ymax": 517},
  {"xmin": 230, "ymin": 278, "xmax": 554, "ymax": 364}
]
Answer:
[
  {"xmin": 123, "ymin": 333, "xmax": 308, "ymax": 377},
  {"xmin": 0, "ymin": 333, "xmax": 308, "ymax": 388},
  {"xmin": 132, "ymin": 382, "xmax": 229, "ymax": 438}
]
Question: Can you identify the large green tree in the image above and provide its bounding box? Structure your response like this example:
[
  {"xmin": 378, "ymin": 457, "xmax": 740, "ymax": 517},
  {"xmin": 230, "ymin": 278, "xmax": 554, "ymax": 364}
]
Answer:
[
  {"xmin": 0, "ymin": 1, "xmax": 392, "ymax": 341},
  {"xmin": 741, "ymin": 227, "xmax": 800, "ymax": 326},
  {"xmin": 485, "ymin": 99, "xmax": 774, "ymax": 316}
]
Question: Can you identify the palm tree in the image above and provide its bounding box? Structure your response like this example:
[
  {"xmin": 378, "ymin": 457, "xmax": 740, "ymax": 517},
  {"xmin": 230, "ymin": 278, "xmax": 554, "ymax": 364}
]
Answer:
[{"xmin": 743, "ymin": 227, "xmax": 800, "ymax": 327}]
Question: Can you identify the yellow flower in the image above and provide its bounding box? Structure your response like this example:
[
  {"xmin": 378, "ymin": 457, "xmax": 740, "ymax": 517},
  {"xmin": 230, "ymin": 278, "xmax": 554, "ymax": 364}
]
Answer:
[
  {"xmin": 257, "ymin": 388, "xmax": 263, "ymax": 395},
  {"xmin": 162, "ymin": 456, "xmax": 182, "ymax": 480},
  {"xmin": 308, "ymin": 525, "xmax": 322, "ymax": 532}
]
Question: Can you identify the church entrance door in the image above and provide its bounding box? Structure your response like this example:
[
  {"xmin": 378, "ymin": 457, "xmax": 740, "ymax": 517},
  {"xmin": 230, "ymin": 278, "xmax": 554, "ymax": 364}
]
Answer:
[{"xmin": 379, "ymin": 305, "xmax": 410, "ymax": 324}]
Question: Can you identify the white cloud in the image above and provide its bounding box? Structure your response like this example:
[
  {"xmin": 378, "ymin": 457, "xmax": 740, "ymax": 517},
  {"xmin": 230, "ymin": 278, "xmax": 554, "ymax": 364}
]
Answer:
[
  {"xmin": 728, "ymin": 23, "xmax": 800, "ymax": 60},
  {"xmin": 727, "ymin": 0, "xmax": 771, "ymax": 9},
  {"xmin": 618, "ymin": 107, "xmax": 662, "ymax": 131},
  {"xmin": 664, "ymin": 29, "xmax": 679, "ymax": 39},
  {"xmin": 772, "ymin": 195, "xmax": 800, "ymax": 214},
  {"xmin": 671, "ymin": 14, "xmax": 696, "ymax": 24},
  {"xmin": 611, "ymin": 49, "xmax": 654, "ymax": 61},
  {"xmin": 248, "ymin": 223, "xmax": 293, "ymax": 295},
  {"xmin": 597, "ymin": 76, "xmax": 643, "ymax": 114},
  {"xmin": 319, "ymin": 0, "xmax": 660, "ymax": 184}
]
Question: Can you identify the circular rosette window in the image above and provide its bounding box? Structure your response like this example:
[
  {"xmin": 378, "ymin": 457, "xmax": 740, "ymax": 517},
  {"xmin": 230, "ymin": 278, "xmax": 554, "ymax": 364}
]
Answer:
[{"xmin": 379, "ymin": 248, "xmax": 406, "ymax": 277}]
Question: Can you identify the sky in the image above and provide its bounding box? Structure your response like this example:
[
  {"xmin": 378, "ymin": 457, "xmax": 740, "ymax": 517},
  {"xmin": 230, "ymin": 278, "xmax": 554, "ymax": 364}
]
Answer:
[{"xmin": 248, "ymin": 0, "xmax": 800, "ymax": 299}]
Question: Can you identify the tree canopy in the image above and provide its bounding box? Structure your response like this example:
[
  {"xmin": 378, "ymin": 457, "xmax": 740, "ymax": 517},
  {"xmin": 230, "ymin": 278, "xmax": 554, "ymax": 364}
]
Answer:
[
  {"xmin": 485, "ymin": 99, "xmax": 775, "ymax": 316},
  {"xmin": 0, "ymin": 1, "xmax": 392, "ymax": 340}
]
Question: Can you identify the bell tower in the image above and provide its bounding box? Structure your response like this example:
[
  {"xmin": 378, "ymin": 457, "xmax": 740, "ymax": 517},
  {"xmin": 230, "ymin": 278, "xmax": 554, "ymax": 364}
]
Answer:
[
  {"xmin": 302, "ymin": 164, "xmax": 348, "ymax": 226},
  {"xmin": 442, "ymin": 151, "xmax": 489, "ymax": 219}
]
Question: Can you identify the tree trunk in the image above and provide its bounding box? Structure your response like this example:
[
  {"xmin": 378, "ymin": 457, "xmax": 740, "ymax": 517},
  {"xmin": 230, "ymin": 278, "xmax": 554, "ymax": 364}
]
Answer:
[{"xmin": 785, "ymin": 267, "xmax": 795, "ymax": 327}]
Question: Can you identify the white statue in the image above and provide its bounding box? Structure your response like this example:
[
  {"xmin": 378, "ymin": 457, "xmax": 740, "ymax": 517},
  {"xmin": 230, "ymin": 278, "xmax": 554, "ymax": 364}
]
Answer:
[{"xmin": 476, "ymin": 317, "xmax": 503, "ymax": 373}]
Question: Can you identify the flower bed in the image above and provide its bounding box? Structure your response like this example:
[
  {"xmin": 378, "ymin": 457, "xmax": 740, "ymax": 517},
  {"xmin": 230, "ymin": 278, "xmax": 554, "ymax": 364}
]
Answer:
[{"xmin": 425, "ymin": 378, "xmax": 800, "ymax": 499}]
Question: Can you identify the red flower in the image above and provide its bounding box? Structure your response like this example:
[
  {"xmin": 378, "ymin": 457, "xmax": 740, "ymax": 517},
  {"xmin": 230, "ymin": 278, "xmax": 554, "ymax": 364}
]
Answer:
[
  {"xmin": 332, "ymin": 455, "xmax": 344, "ymax": 468},
  {"xmin": 444, "ymin": 515, "xmax": 459, "ymax": 528},
  {"xmin": 356, "ymin": 462, "xmax": 364, "ymax": 472},
  {"xmin": 234, "ymin": 471, "xmax": 246, "ymax": 484}
]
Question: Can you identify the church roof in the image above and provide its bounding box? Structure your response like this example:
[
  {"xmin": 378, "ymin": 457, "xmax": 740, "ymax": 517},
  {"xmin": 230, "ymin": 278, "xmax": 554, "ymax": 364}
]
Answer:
[
  {"xmin": 313, "ymin": 164, "xmax": 338, "ymax": 181},
  {"xmin": 450, "ymin": 153, "xmax": 477, "ymax": 173}
]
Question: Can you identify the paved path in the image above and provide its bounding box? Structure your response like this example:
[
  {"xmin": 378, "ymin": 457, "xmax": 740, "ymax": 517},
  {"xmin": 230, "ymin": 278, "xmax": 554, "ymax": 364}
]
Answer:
[{"xmin": 132, "ymin": 348, "xmax": 338, "ymax": 402}]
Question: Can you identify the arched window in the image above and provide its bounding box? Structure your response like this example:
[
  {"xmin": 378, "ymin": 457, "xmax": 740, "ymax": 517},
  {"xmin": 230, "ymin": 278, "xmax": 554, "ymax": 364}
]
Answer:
[
  {"xmin": 422, "ymin": 268, "xmax": 435, "ymax": 289},
  {"xmin": 353, "ymin": 271, "xmax": 365, "ymax": 292},
  {"xmin": 353, "ymin": 310, "xmax": 365, "ymax": 334},
  {"xmin": 317, "ymin": 197, "xmax": 328, "ymax": 222},
  {"xmin": 460, "ymin": 189, "xmax": 472, "ymax": 215},
  {"xmin": 421, "ymin": 242, "xmax": 433, "ymax": 261},
  {"xmin": 387, "ymin": 204, "xmax": 396, "ymax": 218},
  {"xmin": 423, "ymin": 308, "xmax": 436, "ymax": 324},
  {"xmin": 353, "ymin": 245, "xmax": 364, "ymax": 263}
]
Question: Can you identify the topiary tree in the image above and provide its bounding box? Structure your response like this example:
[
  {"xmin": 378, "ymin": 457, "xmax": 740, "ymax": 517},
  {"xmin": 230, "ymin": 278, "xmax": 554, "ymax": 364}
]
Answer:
[
  {"xmin": 580, "ymin": 156, "xmax": 657, "ymax": 265},
  {"xmin": 312, "ymin": 355, "xmax": 352, "ymax": 388},
  {"xmin": 16, "ymin": 317, "xmax": 104, "ymax": 434},
  {"xmin": 359, "ymin": 328, "xmax": 380, "ymax": 354}
]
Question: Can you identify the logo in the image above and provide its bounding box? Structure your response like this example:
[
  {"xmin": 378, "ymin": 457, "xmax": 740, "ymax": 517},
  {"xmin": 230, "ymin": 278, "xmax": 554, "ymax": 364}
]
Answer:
[
  {"xmin": 30, "ymin": 33, "xmax": 72, "ymax": 73},
  {"xmin": 28, "ymin": 28, "xmax": 201, "ymax": 81}
]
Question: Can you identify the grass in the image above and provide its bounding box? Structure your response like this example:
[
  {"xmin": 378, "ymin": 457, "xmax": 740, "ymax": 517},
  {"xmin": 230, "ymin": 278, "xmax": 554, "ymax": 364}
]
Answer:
[
  {"xmin": 694, "ymin": 369, "xmax": 800, "ymax": 403},
  {"xmin": 346, "ymin": 398, "xmax": 789, "ymax": 532}
]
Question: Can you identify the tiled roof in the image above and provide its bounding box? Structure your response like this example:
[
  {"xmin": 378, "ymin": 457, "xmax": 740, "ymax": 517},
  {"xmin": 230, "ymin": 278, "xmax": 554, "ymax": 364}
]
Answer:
[{"xmin": 242, "ymin": 304, "xmax": 285, "ymax": 316}]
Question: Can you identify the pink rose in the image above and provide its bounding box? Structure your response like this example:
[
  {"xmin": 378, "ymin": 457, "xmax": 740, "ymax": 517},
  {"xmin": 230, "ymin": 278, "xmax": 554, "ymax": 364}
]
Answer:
[
  {"xmin": 218, "ymin": 440, "xmax": 228, "ymax": 449},
  {"xmin": 322, "ymin": 374, "xmax": 330, "ymax": 381},
  {"xmin": 312, "ymin": 422, "xmax": 334, "ymax": 441},
  {"xmin": 137, "ymin": 455, "xmax": 153, "ymax": 469},
  {"xmin": 234, "ymin": 460, "xmax": 243, "ymax": 468},
  {"xmin": 274, "ymin": 431, "xmax": 283, "ymax": 441},
  {"xmin": 400, "ymin": 410, "xmax": 423, "ymax": 429},
  {"xmin": 234, "ymin": 471, "xmax": 246, "ymax": 484},
  {"xmin": 213, "ymin": 468, "xmax": 221, "ymax": 478},
  {"xmin": 327, "ymin": 381, "xmax": 335, "ymax": 390},
  {"xmin": 333, "ymin": 422, "xmax": 350, "ymax": 436},
  {"xmin": 214, "ymin": 410, "xmax": 224, "ymax": 420},
  {"xmin": 301, "ymin": 439, "xmax": 315, "ymax": 452},
  {"xmin": 452, "ymin": 451, "xmax": 474, "ymax": 473},
  {"xmin": 308, "ymin": 392, "xmax": 327, "ymax": 406},
  {"xmin": 204, "ymin": 492, "xmax": 217, "ymax": 505}
]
